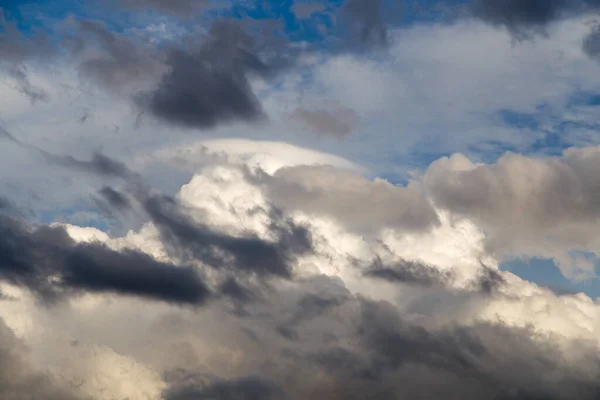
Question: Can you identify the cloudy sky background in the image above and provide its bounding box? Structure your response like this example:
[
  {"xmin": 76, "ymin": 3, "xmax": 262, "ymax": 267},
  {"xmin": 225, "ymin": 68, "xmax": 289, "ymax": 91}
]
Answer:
[{"xmin": 3, "ymin": 0, "xmax": 600, "ymax": 398}]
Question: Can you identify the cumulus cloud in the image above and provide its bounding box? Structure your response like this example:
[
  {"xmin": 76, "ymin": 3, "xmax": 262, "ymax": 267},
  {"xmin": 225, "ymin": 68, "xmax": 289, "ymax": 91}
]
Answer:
[
  {"xmin": 254, "ymin": 164, "xmax": 439, "ymax": 234},
  {"xmin": 424, "ymin": 147, "xmax": 600, "ymax": 278},
  {"xmin": 2, "ymin": 148, "xmax": 600, "ymax": 399}
]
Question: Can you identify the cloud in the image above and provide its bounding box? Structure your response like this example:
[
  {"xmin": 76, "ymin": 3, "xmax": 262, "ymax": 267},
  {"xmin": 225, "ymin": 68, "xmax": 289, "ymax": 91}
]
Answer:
[
  {"xmin": 0, "ymin": 10, "xmax": 54, "ymax": 64},
  {"xmin": 2, "ymin": 150, "xmax": 600, "ymax": 399},
  {"xmin": 292, "ymin": 2, "xmax": 328, "ymax": 19},
  {"xmin": 583, "ymin": 22, "xmax": 600, "ymax": 58},
  {"xmin": 141, "ymin": 193, "xmax": 313, "ymax": 278},
  {"xmin": 291, "ymin": 105, "xmax": 360, "ymax": 138},
  {"xmin": 470, "ymin": 0, "xmax": 600, "ymax": 40},
  {"xmin": 253, "ymin": 164, "xmax": 439, "ymax": 234},
  {"xmin": 424, "ymin": 148, "xmax": 600, "ymax": 278},
  {"xmin": 136, "ymin": 19, "xmax": 284, "ymax": 130},
  {"xmin": 0, "ymin": 214, "xmax": 211, "ymax": 304},
  {"xmin": 342, "ymin": 0, "xmax": 389, "ymax": 47},
  {"xmin": 471, "ymin": 0, "xmax": 570, "ymax": 37},
  {"xmin": 0, "ymin": 318, "xmax": 82, "ymax": 399},
  {"xmin": 163, "ymin": 375, "xmax": 283, "ymax": 400},
  {"xmin": 364, "ymin": 258, "xmax": 454, "ymax": 287},
  {"xmin": 71, "ymin": 19, "xmax": 166, "ymax": 92},
  {"xmin": 7, "ymin": 65, "xmax": 49, "ymax": 104},
  {"xmin": 117, "ymin": 0, "xmax": 214, "ymax": 15}
]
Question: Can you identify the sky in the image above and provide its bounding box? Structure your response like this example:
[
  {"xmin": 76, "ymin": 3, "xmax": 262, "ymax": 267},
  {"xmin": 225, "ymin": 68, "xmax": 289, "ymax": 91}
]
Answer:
[{"xmin": 4, "ymin": 0, "xmax": 600, "ymax": 399}]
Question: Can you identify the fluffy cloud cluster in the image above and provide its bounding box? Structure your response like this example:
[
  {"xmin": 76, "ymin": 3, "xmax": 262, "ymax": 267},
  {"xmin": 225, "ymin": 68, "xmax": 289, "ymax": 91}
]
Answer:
[{"xmin": 0, "ymin": 143, "xmax": 599, "ymax": 399}]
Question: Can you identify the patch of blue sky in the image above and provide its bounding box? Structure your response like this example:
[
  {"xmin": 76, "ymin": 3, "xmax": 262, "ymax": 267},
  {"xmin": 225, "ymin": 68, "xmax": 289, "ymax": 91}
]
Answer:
[
  {"xmin": 496, "ymin": 109, "xmax": 540, "ymax": 131},
  {"xmin": 501, "ymin": 255, "xmax": 600, "ymax": 299},
  {"xmin": 567, "ymin": 90, "xmax": 600, "ymax": 107},
  {"xmin": 37, "ymin": 207, "xmax": 111, "ymax": 232}
]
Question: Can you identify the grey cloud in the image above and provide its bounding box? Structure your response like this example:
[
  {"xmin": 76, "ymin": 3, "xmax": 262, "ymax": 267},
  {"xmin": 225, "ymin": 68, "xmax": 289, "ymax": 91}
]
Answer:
[
  {"xmin": 0, "ymin": 318, "xmax": 82, "ymax": 399},
  {"xmin": 118, "ymin": 0, "xmax": 214, "ymax": 15},
  {"xmin": 364, "ymin": 258, "xmax": 454, "ymax": 287},
  {"xmin": 292, "ymin": 2, "xmax": 328, "ymax": 19},
  {"xmin": 0, "ymin": 10, "xmax": 55, "ymax": 99},
  {"xmin": 0, "ymin": 129, "xmax": 135, "ymax": 181},
  {"xmin": 351, "ymin": 298, "xmax": 600, "ymax": 400},
  {"xmin": 0, "ymin": 10, "xmax": 54, "ymax": 64},
  {"xmin": 423, "ymin": 150, "xmax": 600, "ymax": 274},
  {"xmin": 141, "ymin": 194, "xmax": 313, "ymax": 278},
  {"xmin": 137, "ymin": 20, "xmax": 275, "ymax": 130},
  {"xmin": 70, "ymin": 19, "xmax": 165, "ymax": 91},
  {"xmin": 253, "ymin": 165, "xmax": 439, "ymax": 234},
  {"xmin": 97, "ymin": 186, "xmax": 132, "ymax": 211},
  {"xmin": 472, "ymin": 0, "xmax": 569, "ymax": 37},
  {"xmin": 157, "ymin": 275, "xmax": 600, "ymax": 400},
  {"xmin": 474, "ymin": 264, "xmax": 506, "ymax": 294},
  {"xmin": 43, "ymin": 152, "xmax": 135, "ymax": 180},
  {"xmin": 64, "ymin": 244, "xmax": 211, "ymax": 305},
  {"xmin": 8, "ymin": 65, "xmax": 49, "ymax": 103},
  {"xmin": 470, "ymin": 0, "xmax": 600, "ymax": 39},
  {"xmin": 291, "ymin": 105, "xmax": 360, "ymax": 138},
  {"xmin": 163, "ymin": 375, "xmax": 283, "ymax": 400},
  {"xmin": 583, "ymin": 23, "xmax": 600, "ymax": 59},
  {"xmin": 342, "ymin": 0, "xmax": 389, "ymax": 47},
  {"xmin": 0, "ymin": 214, "xmax": 211, "ymax": 305}
]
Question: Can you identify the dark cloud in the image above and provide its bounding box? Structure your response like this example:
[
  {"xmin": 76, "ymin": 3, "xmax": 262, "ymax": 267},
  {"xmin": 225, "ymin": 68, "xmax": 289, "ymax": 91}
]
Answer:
[
  {"xmin": 364, "ymin": 258, "xmax": 454, "ymax": 287},
  {"xmin": 352, "ymin": 298, "xmax": 600, "ymax": 400},
  {"xmin": 118, "ymin": 0, "xmax": 214, "ymax": 15},
  {"xmin": 0, "ymin": 214, "xmax": 211, "ymax": 305},
  {"xmin": 137, "ymin": 19, "xmax": 274, "ymax": 130},
  {"xmin": 291, "ymin": 105, "xmax": 360, "ymax": 138},
  {"xmin": 64, "ymin": 243, "xmax": 211, "ymax": 305},
  {"xmin": 97, "ymin": 186, "xmax": 132, "ymax": 211},
  {"xmin": 583, "ymin": 22, "xmax": 600, "ymax": 59},
  {"xmin": 470, "ymin": 0, "xmax": 600, "ymax": 39},
  {"xmin": 473, "ymin": 263, "xmax": 506, "ymax": 293},
  {"xmin": 141, "ymin": 194, "xmax": 312, "ymax": 277},
  {"xmin": 170, "ymin": 278, "xmax": 600, "ymax": 400},
  {"xmin": 342, "ymin": 0, "xmax": 389, "ymax": 47},
  {"xmin": 163, "ymin": 375, "xmax": 283, "ymax": 400}
]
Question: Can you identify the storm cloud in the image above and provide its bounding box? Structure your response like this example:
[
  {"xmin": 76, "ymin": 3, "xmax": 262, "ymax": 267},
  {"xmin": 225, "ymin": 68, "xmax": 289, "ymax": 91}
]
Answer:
[
  {"xmin": 0, "ymin": 214, "xmax": 210, "ymax": 305},
  {"xmin": 137, "ymin": 20, "xmax": 278, "ymax": 130}
]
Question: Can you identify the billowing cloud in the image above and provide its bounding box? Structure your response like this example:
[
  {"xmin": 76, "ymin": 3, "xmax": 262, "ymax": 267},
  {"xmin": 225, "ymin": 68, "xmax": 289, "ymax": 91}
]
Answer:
[
  {"xmin": 424, "ymin": 147, "xmax": 600, "ymax": 278},
  {"xmin": 254, "ymin": 164, "xmax": 439, "ymax": 234}
]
